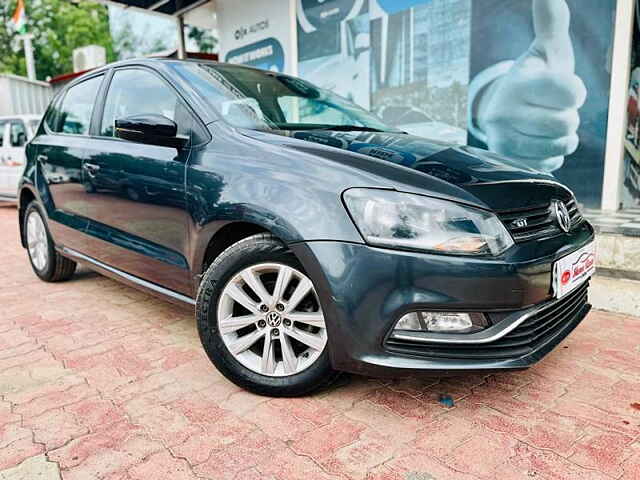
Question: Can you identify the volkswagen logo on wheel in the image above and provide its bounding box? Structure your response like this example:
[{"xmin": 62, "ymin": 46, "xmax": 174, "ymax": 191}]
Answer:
[
  {"xmin": 265, "ymin": 311, "xmax": 282, "ymax": 327},
  {"xmin": 552, "ymin": 200, "xmax": 572, "ymax": 233}
]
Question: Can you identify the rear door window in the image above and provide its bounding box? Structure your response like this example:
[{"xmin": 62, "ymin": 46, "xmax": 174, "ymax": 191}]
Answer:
[{"xmin": 57, "ymin": 75, "xmax": 104, "ymax": 135}]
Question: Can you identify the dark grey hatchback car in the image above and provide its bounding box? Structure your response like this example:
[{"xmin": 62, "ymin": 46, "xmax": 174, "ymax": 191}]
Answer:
[{"xmin": 18, "ymin": 59, "xmax": 596, "ymax": 396}]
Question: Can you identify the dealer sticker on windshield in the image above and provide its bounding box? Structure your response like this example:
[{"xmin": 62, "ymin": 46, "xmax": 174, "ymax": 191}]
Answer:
[{"xmin": 553, "ymin": 241, "xmax": 596, "ymax": 299}]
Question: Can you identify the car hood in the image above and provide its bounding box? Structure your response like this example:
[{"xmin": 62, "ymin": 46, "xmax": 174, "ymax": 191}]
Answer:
[{"xmin": 239, "ymin": 128, "xmax": 571, "ymax": 211}]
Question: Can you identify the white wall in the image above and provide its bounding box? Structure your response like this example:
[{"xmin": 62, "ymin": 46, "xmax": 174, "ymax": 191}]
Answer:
[
  {"xmin": 0, "ymin": 75, "xmax": 52, "ymax": 116},
  {"xmin": 217, "ymin": 0, "xmax": 297, "ymax": 75}
]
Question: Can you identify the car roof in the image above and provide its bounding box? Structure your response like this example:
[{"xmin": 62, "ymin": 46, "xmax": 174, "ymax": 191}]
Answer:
[
  {"xmin": 68, "ymin": 57, "xmax": 283, "ymax": 88},
  {"xmin": 82, "ymin": 57, "xmax": 255, "ymax": 75}
]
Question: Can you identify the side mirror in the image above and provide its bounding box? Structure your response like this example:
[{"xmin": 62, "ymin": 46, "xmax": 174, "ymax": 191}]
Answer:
[{"xmin": 115, "ymin": 114, "xmax": 188, "ymax": 149}]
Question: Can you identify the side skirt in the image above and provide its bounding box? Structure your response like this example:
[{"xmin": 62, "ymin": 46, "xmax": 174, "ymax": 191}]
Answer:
[{"xmin": 61, "ymin": 247, "xmax": 196, "ymax": 307}]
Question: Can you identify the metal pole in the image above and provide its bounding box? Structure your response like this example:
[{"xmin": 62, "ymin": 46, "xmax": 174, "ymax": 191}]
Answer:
[
  {"xmin": 21, "ymin": 34, "xmax": 37, "ymax": 81},
  {"xmin": 176, "ymin": 15, "xmax": 186, "ymax": 59}
]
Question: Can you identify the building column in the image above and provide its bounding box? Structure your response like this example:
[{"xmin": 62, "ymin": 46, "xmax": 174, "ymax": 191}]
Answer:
[
  {"xmin": 601, "ymin": 0, "xmax": 636, "ymax": 212},
  {"xmin": 288, "ymin": 0, "xmax": 298, "ymax": 76},
  {"xmin": 176, "ymin": 15, "xmax": 186, "ymax": 59}
]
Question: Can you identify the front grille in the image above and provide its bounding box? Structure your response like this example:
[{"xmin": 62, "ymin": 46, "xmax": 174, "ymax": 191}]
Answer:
[
  {"xmin": 384, "ymin": 281, "xmax": 589, "ymax": 360},
  {"xmin": 497, "ymin": 197, "xmax": 583, "ymax": 243}
]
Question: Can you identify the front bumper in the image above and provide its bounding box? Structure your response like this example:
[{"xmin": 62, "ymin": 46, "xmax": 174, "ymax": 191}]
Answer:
[{"xmin": 291, "ymin": 222, "xmax": 594, "ymax": 377}]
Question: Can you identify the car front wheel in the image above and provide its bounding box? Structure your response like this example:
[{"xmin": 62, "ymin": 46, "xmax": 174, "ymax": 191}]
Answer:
[{"xmin": 196, "ymin": 233, "xmax": 340, "ymax": 397}]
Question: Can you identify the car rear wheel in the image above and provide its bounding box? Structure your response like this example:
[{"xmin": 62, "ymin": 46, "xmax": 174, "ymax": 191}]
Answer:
[
  {"xmin": 196, "ymin": 233, "xmax": 340, "ymax": 397},
  {"xmin": 24, "ymin": 201, "xmax": 77, "ymax": 282}
]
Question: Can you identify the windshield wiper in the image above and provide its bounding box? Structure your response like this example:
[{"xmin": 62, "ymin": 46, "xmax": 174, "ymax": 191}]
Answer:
[
  {"xmin": 316, "ymin": 125, "xmax": 389, "ymax": 132},
  {"xmin": 271, "ymin": 124, "xmax": 402, "ymax": 133}
]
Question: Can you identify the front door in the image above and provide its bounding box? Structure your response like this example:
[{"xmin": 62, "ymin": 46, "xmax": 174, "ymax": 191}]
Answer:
[{"xmin": 80, "ymin": 67, "xmax": 193, "ymax": 295}]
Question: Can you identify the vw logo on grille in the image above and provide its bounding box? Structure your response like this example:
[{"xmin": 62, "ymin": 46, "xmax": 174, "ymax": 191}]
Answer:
[
  {"xmin": 265, "ymin": 311, "xmax": 282, "ymax": 327},
  {"xmin": 553, "ymin": 200, "xmax": 572, "ymax": 233}
]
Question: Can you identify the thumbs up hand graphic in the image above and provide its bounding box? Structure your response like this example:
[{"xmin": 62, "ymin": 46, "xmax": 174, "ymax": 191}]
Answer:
[{"xmin": 474, "ymin": 0, "xmax": 586, "ymax": 172}]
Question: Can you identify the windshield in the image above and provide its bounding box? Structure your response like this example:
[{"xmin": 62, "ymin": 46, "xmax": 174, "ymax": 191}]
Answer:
[{"xmin": 173, "ymin": 63, "xmax": 400, "ymax": 133}]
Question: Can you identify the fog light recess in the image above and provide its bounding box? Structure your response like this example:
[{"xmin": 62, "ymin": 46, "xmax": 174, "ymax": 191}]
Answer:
[{"xmin": 394, "ymin": 312, "xmax": 488, "ymax": 334}]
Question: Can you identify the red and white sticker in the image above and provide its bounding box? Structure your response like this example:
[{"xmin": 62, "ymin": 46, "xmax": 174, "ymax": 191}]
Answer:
[{"xmin": 553, "ymin": 241, "xmax": 596, "ymax": 299}]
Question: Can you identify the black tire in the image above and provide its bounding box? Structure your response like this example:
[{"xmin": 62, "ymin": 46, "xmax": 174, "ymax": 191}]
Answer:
[
  {"xmin": 196, "ymin": 233, "xmax": 340, "ymax": 397},
  {"xmin": 125, "ymin": 186, "xmax": 147, "ymax": 202},
  {"xmin": 24, "ymin": 201, "xmax": 77, "ymax": 282},
  {"xmin": 83, "ymin": 180, "xmax": 96, "ymax": 193}
]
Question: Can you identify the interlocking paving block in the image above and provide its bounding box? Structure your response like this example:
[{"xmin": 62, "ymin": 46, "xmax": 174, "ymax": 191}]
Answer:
[{"xmin": 0, "ymin": 455, "xmax": 61, "ymax": 480}]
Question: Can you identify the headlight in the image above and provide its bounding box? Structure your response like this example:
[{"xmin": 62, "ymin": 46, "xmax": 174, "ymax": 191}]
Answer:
[{"xmin": 343, "ymin": 188, "xmax": 514, "ymax": 256}]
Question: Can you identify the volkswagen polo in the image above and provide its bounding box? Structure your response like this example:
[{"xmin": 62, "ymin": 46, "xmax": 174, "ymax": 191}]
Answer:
[{"xmin": 18, "ymin": 59, "xmax": 595, "ymax": 396}]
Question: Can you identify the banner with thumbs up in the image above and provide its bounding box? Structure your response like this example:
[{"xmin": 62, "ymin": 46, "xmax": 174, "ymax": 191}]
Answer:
[
  {"xmin": 295, "ymin": 0, "xmax": 616, "ymax": 208},
  {"xmin": 472, "ymin": 0, "xmax": 586, "ymax": 173},
  {"xmin": 467, "ymin": 0, "xmax": 615, "ymax": 207}
]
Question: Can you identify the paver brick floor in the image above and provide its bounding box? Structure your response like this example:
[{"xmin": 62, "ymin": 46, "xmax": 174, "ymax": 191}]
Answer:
[{"xmin": 0, "ymin": 205, "xmax": 639, "ymax": 479}]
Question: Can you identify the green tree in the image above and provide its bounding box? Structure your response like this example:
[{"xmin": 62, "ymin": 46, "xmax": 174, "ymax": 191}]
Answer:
[
  {"xmin": 187, "ymin": 26, "xmax": 217, "ymax": 53},
  {"xmin": 1, "ymin": 0, "xmax": 116, "ymax": 80},
  {"xmin": 0, "ymin": 2, "xmax": 24, "ymax": 75}
]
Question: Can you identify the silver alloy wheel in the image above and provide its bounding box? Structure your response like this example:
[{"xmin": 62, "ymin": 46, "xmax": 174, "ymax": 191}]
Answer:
[
  {"xmin": 217, "ymin": 262, "xmax": 328, "ymax": 377},
  {"xmin": 26, "ymin": 210, "xmax": 48, "ymax": 271}
]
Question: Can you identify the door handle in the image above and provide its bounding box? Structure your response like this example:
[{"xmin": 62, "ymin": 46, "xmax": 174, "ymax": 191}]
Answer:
[
  {"xmin": 37, "ymin": 154, "xmax": 48, "ymax": 163},
  {"xmin": 84, "ymin": 163, "xmax": 100, "ymax": 172}
]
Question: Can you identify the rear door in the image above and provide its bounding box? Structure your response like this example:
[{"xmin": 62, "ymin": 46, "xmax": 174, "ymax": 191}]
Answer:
[
  {"xmin": 32, "ymin": 74, "xmax": 105, "ymax": 249},
  {"xmin": 79, "ymin": 67, "xmax": 195, "ymax": 295}
]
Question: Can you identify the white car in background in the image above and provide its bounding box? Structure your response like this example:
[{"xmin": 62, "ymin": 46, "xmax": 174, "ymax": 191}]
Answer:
[
  {"xmin": 0, "ymin": 115, "xmax": 40, "ymax": 202},
  {"xmin": 376, "ymin": 105, "xmax": 467, "ymax": 145}
]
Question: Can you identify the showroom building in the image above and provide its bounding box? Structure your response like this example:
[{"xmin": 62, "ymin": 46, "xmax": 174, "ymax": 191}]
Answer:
[{"xmin": 102, "ymin": 0, "xmax": 637, "ymax": 220}]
